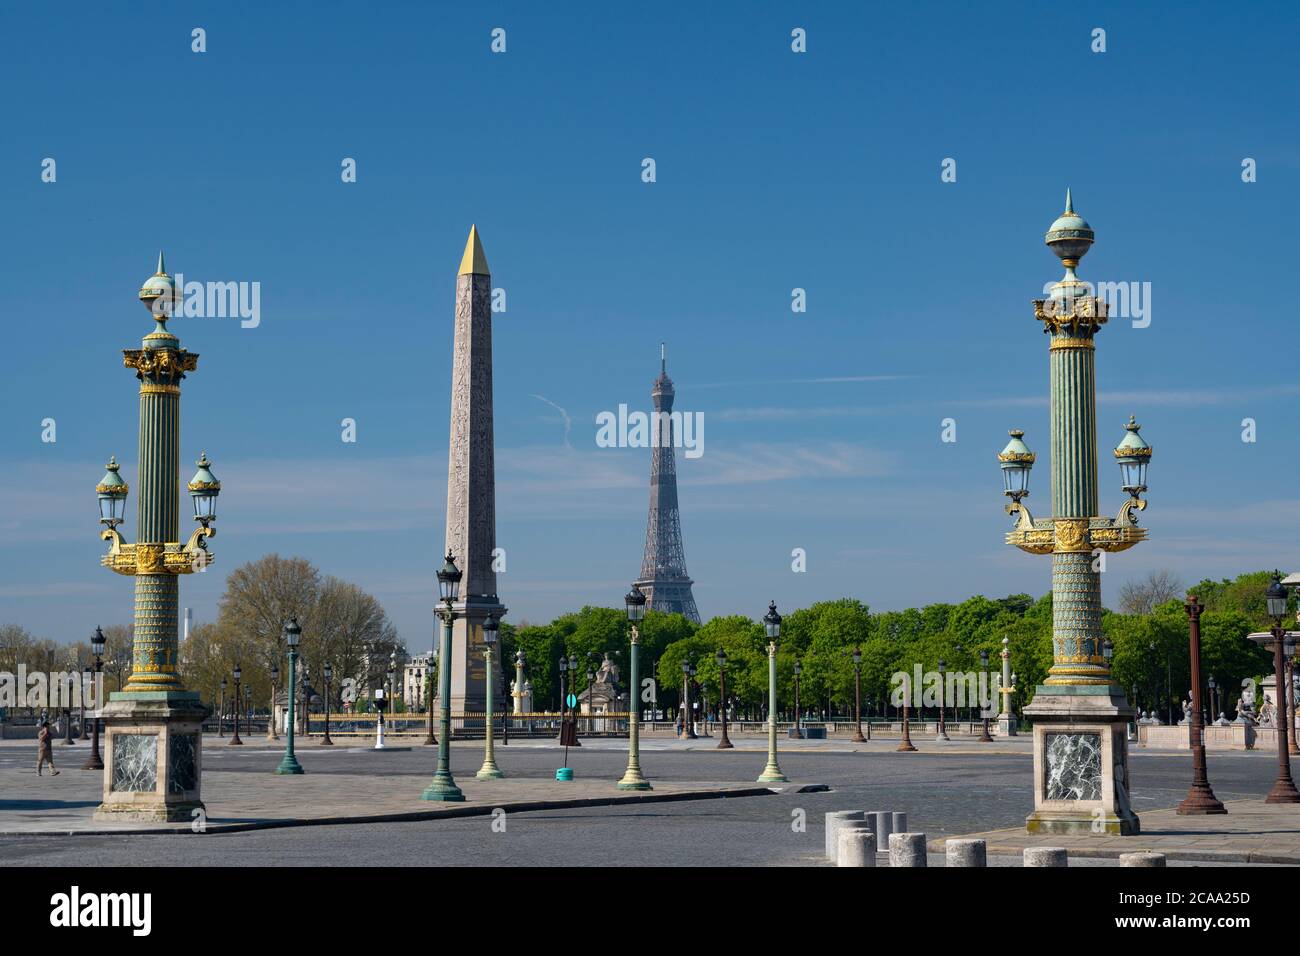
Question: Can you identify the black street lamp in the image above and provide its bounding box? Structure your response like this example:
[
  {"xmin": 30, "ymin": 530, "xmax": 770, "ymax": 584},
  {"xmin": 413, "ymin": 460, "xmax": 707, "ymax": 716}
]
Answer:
[
  {"xmin": 268, "ymin": 662, "xmax": 279, "ymax": 741},
  {"xmin": 978, "ymin": 649, "xmax": 994, "ymax": 742},
  {"xmin": 82, "ymin": 627, "xmax": 106, "ymax": 770},
  {"xmin": 1178, "ymin": 595, "xmax": 1225, "ymax": 814},
  {"xmin": 679, "ymin": 661, "xmax": 696, "ymax": 739},
  {"xmin": 229, "ymin": 663, "xmax": 243, "ymax": 745},
  {"xmin": 1259, "ymin": 574, "xmax": 1300, "ymax": 803},
  {"xmin": 716, "ymin": 648, "xmax": 733, "ymax": 749},
  {"xmin": 937, "ymin": 657, "xmax": 950, "ymax": 741},
  {"xmin": 219, "ymin": 676, "xmax": 227, "ymax": 737},
  {"xmin": 851, "ymin": 647, "xmax": 866, "ymax": 743},
  {"xmin": 791, "ymin": 660, "xmax": 804, "ymax": 739},
  {"xmin": 321, "ymin": 662, "xmax": 334, "ymax": 746}
]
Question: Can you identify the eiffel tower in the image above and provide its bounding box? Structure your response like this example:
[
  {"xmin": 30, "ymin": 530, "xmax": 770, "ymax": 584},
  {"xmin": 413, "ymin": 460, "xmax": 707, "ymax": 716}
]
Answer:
[{"xmin": 634, "ymin": 345, "xmax": 700, "ymax": 623}]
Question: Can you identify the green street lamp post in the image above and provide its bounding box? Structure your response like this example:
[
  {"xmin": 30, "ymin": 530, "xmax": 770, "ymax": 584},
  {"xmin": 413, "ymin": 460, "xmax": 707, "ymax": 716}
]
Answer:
[
  {"xmin": 716, "ymin": 647, "xmax": 734, "ymax": 750},
  {"xmin": 423, "ymin": 552, "xmax": 465, "ymax": 801},
  {"xmin": 229, "ymin": 664, "xmax": 243, "ymax": 745},
  {"xmin": 757, "ymin": 601, "xmax": 789, "ymax": 783},
  {"xmin": 218, "ymin": 678, "xmax": 226, "ymax": 738},
  {"xmin": 999, "ymin": 194, "xmax": 1147, "ymax": 835},
  {"xmin": 476, "ymin": 614, "xmax": 504, "ymax": 779},
  {"xmin": 275, "ymin": 618, "xmax": 305, "ymax": 775},
  {"xmin": 617, "ymin": 585, "xmax": 652, "ymax": 789},
  {"xmin": 898, "ymin": 669, "xmax": 917, "ymax": 752}
]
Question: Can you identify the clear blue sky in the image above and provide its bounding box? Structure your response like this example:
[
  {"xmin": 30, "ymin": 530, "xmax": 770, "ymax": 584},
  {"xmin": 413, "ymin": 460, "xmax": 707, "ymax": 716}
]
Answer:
[{"xmin": 2, "ymin": 0, "xmax": 1298, "ymax": 652}]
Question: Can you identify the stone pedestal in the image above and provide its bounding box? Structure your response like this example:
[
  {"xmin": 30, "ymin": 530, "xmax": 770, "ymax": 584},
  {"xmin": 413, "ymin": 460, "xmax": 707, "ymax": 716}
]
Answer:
[
  {"xmin": 1024, "ymin": 685, "xmax": 1139, "ymax": 836},
  {"xmin": 997, "ymin": 713, "xmax": 1018, "ymax": 736},
  {"xmin": 94, "ymin": 692, "xmax": 208, "ymax": 823}
]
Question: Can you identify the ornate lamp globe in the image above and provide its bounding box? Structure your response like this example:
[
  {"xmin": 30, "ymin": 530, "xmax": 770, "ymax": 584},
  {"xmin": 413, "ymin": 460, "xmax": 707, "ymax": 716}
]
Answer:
[
  {"xmin": 852, "ymin": 647, "xmax": 862, "ymax": 666},
  {"xmin": 763, "ymin": 601, "xmax": 782, "ymax": 640},
  {"xmin": 1266, "ymin": 573, "xmax": 1289, "ymax": 625},
  {"xmin": 938, "ymin": 657, "xmax": 947, "ymax": 675},
  {"xmin": 96, "ymin": 456, "xmax": 129, "ymax": 526},
  {"xmin": 793, "ymin": 660, "xmax": 802, "ymax": 676},
  {"xmin": 92, "ymin": 626, "xmax": 106, "ymax": 658},
  {"xmin": 283, "ymin": 617, "xmax": 302, "ymax": 649},
  {"xmin": 1114, "ymin": 416, "xmax": 1152, "ymax": 497},
  {"xmin": 998, "ymin": 430, "xmax": 1035, "ymax": 501},
  {"xmin": 716, "ymin": 648, "xmax": 727, "ymax": 668},
  {"xmin": 436, "ymin": 551, "xmax": 462, "ymax": 603},
  {"xmin": 1044, "ymin": 189, "xmax": 1095, "ymax": 303},
  {"xmin": 233, "ymin": 663, "xmax": 242, "ymax": 682},
  {"xmin": 187, "ymin": 452, "xmax": 220, "ymax": 524},
  {"xmin": 138, "ymin": 251, "xmax": 179, "ymax": 323},
  {"xmin": 624, "ymin": 584, "xmax": 647, "ymax": 623},
  {"xmin": 482, "ymin": 614, "xmax": 499, "ymax": 645}
]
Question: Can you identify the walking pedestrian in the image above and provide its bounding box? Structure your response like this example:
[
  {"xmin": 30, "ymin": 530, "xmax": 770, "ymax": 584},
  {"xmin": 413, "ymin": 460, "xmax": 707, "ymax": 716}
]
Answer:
[{"xmin": 37, "ymin": 720, "xmax": 59, "ymax": 776}]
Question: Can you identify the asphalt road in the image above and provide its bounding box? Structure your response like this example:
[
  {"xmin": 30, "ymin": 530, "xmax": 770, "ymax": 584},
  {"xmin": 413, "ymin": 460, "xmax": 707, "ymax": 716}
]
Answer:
[{"xmin": 0, "ymin": 740, "xmax": 1278, "ymax": 866}]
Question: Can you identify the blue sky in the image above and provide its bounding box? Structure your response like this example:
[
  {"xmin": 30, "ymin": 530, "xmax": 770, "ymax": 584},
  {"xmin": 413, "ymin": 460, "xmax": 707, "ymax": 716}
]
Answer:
[{"xmin": 2, "ymin": 0, "xmax": 1298, "ymax": 652}]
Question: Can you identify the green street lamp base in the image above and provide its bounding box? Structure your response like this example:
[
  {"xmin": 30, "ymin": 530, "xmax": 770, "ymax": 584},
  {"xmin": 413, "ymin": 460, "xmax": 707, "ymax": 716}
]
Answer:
[
  {"xmin": 757, "ymin": 765, "xmax": 788, "ymax": 784},
  {"xmin": 421, "ymin": 773, "xmax": 465, "ymax": 802},
  {"xmin": 475, "ymin": 764, "xmax": 504, "ymax": 780},
  {"xmin": 274, "ymin": 755, "xmax": 304, "ymax": 775},
  {"xmin": 616, "ymin": 772, "xmax": 652, "ymax": 791}
]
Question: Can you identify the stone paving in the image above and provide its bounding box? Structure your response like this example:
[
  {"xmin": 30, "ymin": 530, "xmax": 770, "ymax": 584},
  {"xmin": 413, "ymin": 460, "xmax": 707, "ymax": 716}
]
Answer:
[
  {"xmin": 936, "ymin": 800, "xmax": 1300, "ymax": 864},
  {"xmin": 0, "ymin": 738, "xmax": 786, "ymax": 835}
]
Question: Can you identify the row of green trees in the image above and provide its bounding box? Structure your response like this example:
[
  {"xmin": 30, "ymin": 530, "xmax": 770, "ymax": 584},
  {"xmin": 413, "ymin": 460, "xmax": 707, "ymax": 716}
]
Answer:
[
  {"xmin": 503, "ymin": 571, "xmax": 1286, "ymax": 723},
  {"xmin": 4, "ymin": 565, "xmax": 1287, "ymax": 723}
]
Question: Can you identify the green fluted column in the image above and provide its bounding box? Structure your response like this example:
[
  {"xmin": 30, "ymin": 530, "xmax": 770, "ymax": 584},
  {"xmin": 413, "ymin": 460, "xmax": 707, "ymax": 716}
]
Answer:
[
  {"xmin": 617, "ymin": 625, "xmax": 651, "ymax": 790},
  {"xmin": 124, "ymin": 324, "xmax": 189, "ymax": 694},
  {"xmin": 423, "ymin": 609, "xmax": 464, "ymax": 800},
  {"xmin": 757, "ymin": 642, "xmax": 788, "ymax": 783},
  {"xmin": 1047, "ymin": 334, "xmax": 1107, "ymax": 685}
]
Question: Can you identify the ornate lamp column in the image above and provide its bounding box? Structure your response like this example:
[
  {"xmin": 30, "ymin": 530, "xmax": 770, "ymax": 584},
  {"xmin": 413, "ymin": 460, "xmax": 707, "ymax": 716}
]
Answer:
[
  {"xmin": 757, "ymin": 602, "xmax": 789, "ymax": 783},
  {"xmin": 850, "ymin": 648, "xmax": 866, "ymax": 743},
  {"xmin": 996, "ymin": 636, "xmax": 1017, "ymax": 735},
  {"xmin": 513, "ymin": 650, "xmax": 526, "ymax": 716},
  {"xmin": 476, "ymin": 614, "xmax": 504, "ymax": 779},
  {"xmin": 1001, "ymin": 194, "xmax": 1146, "ymax": 835},
  {"xmin": 93, "ymin": 254, "xmax": 217, "ymax": 823},
  {"xmin": 618, "ymin": 585, "xmax": 652, "ymax": 789}
]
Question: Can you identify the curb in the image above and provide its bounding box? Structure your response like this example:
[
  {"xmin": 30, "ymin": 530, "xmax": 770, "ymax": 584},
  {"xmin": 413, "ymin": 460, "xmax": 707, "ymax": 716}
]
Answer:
[{"xmin": 0, "ymin": 784, "xmax": 784, "ymax": 838}]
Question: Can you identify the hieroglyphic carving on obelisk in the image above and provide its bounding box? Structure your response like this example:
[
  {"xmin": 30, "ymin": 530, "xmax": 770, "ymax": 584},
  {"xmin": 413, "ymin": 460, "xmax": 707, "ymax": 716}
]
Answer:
[{"xmin": 442, "ymin": 225, "xmax": 507, "ymax": 712}]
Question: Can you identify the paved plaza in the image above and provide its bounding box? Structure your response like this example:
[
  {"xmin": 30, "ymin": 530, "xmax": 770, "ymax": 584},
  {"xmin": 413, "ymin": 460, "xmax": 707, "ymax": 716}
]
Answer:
[{"xmin": 0, "ymin": 734, "xmax": 1292, "ymax": 866}]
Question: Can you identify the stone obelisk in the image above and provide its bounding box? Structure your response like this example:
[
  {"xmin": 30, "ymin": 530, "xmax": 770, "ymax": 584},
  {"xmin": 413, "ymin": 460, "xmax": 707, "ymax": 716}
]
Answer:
[{"xmin": 442, "ymin": 225, "xmax": 506, "ymax": 713}]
